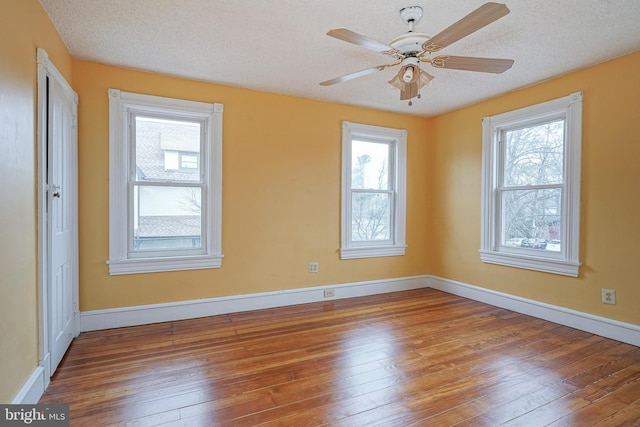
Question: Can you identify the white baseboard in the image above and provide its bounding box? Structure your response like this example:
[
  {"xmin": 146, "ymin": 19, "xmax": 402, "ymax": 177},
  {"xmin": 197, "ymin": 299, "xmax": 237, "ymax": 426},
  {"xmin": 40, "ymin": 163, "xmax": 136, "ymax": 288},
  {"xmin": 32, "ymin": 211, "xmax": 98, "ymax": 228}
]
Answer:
[
  {"xmin": 428, "ymin": 275, "xmax": 640, "ymax": 347},
  {"xmin": 11, "ymin": 366, "xmax": 46, "ymax": 404},
  {"xmin": 29, "ymin": 273, "xmax": 636, "ymax": 406},
  {"xmin": 79, "ymin": 273, "xmax": 640, "ymax": 348},
  {"xmin": 80, "ymin": 275, "xmax": 430, "ymax": 332}
]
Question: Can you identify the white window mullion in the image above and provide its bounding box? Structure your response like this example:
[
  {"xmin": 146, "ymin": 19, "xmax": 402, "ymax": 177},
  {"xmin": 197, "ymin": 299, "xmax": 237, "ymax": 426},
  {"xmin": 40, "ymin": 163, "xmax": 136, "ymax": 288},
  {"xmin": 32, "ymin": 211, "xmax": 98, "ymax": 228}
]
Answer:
[{"xmin": 498, "ymin": 183, "xmax": 564, "ymax": 192}]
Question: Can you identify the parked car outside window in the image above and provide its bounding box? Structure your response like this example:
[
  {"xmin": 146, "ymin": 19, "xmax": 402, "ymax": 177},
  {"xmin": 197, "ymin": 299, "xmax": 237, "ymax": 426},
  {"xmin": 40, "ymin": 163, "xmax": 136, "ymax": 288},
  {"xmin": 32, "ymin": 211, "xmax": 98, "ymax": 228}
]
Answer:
[{"xmin": 521, "ymin": 238, "xmax": 547, "ymax": 250}]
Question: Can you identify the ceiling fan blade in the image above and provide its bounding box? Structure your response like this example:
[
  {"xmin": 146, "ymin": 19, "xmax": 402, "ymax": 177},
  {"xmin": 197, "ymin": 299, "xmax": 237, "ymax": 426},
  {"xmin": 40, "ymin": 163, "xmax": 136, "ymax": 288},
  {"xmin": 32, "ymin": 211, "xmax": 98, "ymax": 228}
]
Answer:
[
  {"xmin": 327, "ymin": 28, "xmax": 398, "ymax": 54},
  {"xmin": 423, "ymin": 2, "xmax": 510, "ymax": 52},
  {"xmin": 320, "ymin": 63, "xmax": 397, "ymax": 86},
  {"xmin": 430, "ymin": 55, "xmax": 514, "ymax": 73},
  {"xmin": 400, "ymin": 82, "xmax": 418, "ymax": 100}
]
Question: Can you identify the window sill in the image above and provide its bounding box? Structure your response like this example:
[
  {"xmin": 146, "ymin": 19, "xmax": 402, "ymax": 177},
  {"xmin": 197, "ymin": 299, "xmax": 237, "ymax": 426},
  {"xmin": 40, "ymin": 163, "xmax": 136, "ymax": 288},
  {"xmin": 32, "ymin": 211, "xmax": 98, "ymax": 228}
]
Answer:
[
  {"xmin": 340, "ymin": 245, "xmax": 406, "ymax": 260},
  {"xmin": 107, "ymin": 254, "xmax": 223, "ymax": 275},
  {"xmin": 479, "ymin": 250, "xmax": 580, "ymax": 277}
]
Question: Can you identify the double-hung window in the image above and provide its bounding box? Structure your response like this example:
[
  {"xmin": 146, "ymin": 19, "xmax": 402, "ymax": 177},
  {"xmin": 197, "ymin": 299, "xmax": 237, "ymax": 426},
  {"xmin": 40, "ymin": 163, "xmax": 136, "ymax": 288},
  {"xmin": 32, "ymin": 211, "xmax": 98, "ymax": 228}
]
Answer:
[
  {"xmin": 107, "ymin": 89, "xmax": 223, "ymax": 275},
  {"xmin": 480, "ymin": 92, "xmax": 583, "ymax": 276},
  {"xmin": 341, "ymin": 121, "xmax": 407, "ymax": 259}
]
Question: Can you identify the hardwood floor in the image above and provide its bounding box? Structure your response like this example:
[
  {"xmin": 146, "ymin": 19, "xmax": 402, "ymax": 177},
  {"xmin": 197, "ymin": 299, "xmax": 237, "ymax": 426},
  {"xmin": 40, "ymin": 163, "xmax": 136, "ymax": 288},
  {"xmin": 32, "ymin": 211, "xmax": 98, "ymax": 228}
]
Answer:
[{"xmin": 40, "ymin": 288, "xmax": 640, "ymax": 426}]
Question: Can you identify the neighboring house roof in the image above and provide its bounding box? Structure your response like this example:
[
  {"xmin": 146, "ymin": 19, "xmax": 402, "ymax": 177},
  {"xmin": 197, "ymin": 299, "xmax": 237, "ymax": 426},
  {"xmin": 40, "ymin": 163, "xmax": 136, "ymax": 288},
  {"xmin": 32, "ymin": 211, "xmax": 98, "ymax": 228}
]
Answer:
[
  {"xmin": 135, "ymin": 118, "xmax": 201, "ymax": 182},
  {"xmin": 159, "ymin": 124, "xmax": 200, "ymax": 152}
]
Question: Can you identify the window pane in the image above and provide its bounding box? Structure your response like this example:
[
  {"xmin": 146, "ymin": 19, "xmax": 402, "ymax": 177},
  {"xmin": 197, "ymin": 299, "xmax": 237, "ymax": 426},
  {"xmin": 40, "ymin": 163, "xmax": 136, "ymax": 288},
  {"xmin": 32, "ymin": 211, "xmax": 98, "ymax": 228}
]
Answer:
[
  {"xmin": 133, "ymin": 185, "xmax": 202, "ymax": 251},
  {"xmin": 351, "ymin": 140, "xmax": 389, "ymax": 190},
  {"xmin": 351, "ymin": 192, "xmax": 391, "ymax": 241},
  {"xmin": 501, "ymin": 188, "xmax": 561, "ymax": 250},
  {"xmin": 504, "ymin": 120, "xmax": 564, "ymax": 187},
  {"xmin": 135, "ymin": 116, "xmax": 201, "ymax": 182}
]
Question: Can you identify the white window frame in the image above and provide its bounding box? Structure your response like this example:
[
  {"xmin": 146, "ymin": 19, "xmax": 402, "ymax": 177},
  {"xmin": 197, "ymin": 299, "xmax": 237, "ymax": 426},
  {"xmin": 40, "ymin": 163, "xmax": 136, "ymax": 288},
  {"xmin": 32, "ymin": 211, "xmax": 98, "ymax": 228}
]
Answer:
[
  {"xmin": 341, "ymin": 121, "xmax": 407, "ymax": 259},
  {"xmin": 107, "ymin": 89, "xmax": 223, "ymax": 275},
  {"xmin": 480, "ymin": 92, "xmax": 583, "ymax": 276}
]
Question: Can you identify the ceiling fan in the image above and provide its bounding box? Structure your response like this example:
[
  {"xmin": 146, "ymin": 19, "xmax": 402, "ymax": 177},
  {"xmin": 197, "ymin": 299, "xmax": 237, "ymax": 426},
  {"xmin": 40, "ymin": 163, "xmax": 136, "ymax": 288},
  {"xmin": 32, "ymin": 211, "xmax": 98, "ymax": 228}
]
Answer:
[{"xmin": 320, "ymin": 2, "xmax": 514, "ymax": 105}]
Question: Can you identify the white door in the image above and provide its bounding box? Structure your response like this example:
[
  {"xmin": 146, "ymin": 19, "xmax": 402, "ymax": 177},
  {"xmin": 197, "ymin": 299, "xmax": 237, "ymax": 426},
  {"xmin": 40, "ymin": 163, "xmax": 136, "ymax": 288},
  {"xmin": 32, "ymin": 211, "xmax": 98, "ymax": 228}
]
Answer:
[{"xmin": 38, "ymin": 49, "xmax": 79, "ymax": 376}]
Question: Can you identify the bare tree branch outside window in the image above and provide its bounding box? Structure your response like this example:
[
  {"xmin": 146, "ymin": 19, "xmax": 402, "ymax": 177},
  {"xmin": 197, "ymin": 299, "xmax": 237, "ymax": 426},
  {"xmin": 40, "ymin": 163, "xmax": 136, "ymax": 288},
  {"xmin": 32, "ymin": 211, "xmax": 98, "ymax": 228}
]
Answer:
[
  {"xmin": 501, "ymin": 120, "xmax": 564, "ymax": 246},
  {"xmin": 351, "ymin": 142, "xmax": 392, "ymax": 242}
]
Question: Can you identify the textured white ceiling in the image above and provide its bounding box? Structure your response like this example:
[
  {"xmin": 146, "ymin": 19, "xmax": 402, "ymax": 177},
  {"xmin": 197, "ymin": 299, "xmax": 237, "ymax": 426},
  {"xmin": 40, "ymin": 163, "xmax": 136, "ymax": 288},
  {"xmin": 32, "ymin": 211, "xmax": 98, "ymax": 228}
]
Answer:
[{"xmin": 40, "ymin": 0, "xmax": 640, "ymax": 117}]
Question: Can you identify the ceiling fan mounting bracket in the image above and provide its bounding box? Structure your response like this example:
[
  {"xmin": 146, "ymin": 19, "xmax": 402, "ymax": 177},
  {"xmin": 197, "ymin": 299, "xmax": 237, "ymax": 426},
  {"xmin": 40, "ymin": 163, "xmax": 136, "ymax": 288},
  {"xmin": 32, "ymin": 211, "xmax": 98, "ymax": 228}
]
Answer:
[
  {"xmin": 399, "ymin": 6, "xmax": 423, "ymax": 28},
  {"xmin": 392, "ymin": 6, "xmax": 430, "ymax": 54}
]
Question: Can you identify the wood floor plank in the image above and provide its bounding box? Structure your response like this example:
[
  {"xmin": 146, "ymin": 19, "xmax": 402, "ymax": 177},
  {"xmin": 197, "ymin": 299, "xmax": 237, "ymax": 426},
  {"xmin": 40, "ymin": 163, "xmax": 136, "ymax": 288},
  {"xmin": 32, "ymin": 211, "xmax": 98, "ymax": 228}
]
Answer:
[
  {"xmin": 590, "ymin": 398, "xmax": 640, "ymax": 427},
  {"xmin": 39, "ymin": 288, "xmax": 640, "ymax": 426}
]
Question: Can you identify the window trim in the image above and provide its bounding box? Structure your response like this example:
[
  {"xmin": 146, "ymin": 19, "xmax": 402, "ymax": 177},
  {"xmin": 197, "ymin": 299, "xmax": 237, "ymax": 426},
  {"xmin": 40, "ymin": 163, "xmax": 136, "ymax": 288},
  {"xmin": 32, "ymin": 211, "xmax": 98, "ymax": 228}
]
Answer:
[
  {"xmin": 341, "ymin": 121, "xmax": 407, "ymax": 259},
  {"xmin": 479, "ymin": 92, "xmax": 583, "ymax": 276},
  {"xmin": 107, "ymin": 89, "xmax": 223, "ymax": 275}
]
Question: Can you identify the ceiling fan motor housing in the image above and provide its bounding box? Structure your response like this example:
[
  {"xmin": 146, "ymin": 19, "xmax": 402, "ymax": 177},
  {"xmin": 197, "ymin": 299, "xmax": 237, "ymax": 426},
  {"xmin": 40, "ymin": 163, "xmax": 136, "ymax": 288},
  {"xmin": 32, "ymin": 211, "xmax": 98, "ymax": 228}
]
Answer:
[{"xmin": 390, "ymin": 32, "xmax": 431, "ymax": 55}]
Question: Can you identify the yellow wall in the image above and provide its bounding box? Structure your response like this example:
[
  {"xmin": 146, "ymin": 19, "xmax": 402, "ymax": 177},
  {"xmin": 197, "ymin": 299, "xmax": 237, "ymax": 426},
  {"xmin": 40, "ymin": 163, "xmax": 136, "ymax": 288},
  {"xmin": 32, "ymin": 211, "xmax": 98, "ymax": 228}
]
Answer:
[
  {"xmin": 429, "ymin": 51, "xmax": 640, "ymax": 326},
  {"xmin": 2, "ymin": 0, "xmax": 639, "ymax": 404},
  {"xmin": 0, "ymin": 0, "xmax": 73, "ymax": 403},
  {"xmin": 73, "ymin": 61, "xmax": 431, "ymax": 310}
]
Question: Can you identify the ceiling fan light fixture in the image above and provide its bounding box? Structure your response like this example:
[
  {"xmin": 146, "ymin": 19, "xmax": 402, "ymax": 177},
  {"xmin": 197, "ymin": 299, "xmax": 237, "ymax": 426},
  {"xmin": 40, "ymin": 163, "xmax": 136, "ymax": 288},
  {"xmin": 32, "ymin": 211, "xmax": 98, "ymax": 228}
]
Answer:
[
  {"xmin": 390, "ymin": 56, "xmax": 431, "ymax": 85},
  {"xmin": 388, "ymin": 61, "xmax": 434, "ymax": 105},
  {"xmin": 402, "ymin": 66, "xmax": 414, "ymax": 82},
  {"xmin": 388, "ymin": 65, "xmax": 413, "ymax": 89},
  {"xmin": 418, "ymin": 69, "xmax": 435, "ymax": 88}
]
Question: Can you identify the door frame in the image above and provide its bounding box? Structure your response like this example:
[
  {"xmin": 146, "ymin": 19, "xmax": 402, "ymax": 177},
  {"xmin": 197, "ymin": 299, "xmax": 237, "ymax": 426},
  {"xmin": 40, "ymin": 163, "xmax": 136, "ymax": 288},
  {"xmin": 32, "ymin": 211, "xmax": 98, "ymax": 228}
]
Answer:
[{"xmin": 36, "ymin": 48, "xmax": 80, "ymax": 385}]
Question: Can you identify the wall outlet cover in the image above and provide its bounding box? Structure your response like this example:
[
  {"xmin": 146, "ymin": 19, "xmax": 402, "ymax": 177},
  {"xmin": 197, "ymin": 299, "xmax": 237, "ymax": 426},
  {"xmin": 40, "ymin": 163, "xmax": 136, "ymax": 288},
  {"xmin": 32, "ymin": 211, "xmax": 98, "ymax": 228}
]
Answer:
[{"xmin": 602, "ymin": 288, "xmax": 616, "ymax": 305}]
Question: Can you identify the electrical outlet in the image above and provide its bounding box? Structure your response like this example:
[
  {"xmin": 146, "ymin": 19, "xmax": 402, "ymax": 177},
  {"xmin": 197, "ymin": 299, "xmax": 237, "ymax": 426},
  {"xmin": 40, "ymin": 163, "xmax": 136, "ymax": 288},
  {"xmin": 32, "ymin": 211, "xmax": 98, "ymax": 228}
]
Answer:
[
  {"xmin": 602, "ymin": 288, "xmax": 616, "ymax": 305},
  {"xmin": 308, "ymin": 262, "xmax": 319, "ymax": 273},
  {"xmin": 324, "ymin": 289, "xmax": 335, "ymax": 298}
]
